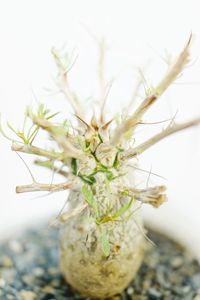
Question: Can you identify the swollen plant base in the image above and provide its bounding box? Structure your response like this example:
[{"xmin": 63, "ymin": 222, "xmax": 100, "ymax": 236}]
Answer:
[{"xmin": 60, "ymin": 193, "xmax": 144, "ymax": 298}]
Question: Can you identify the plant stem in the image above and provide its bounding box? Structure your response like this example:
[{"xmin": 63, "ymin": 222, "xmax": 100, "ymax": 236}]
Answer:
[
  {"xmin": 12, "ymin": 143, "xmax": 65, "ymax": 162},
  {"xmin": 121, "ymin": 117, "xmax": 200, "ymax": 160},
  {"xmin": 16, "ymin": 181, "xmax": 74, "ymax": 193},
  {"xmin": 111, "ymin": 34, "xmax": 192, "ymax": 145}
]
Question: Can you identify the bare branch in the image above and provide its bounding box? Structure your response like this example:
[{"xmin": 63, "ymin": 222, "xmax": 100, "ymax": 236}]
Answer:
[
  {"xmin": 12, "ymin": 143, "xmax": 65, "ymax": 162},
  {"xmin": 51, "ymin": 47, "xmax": 84, "ymax": 119},
  {"xmin": 122, "ymin": 185, "xmax": 167, "ymax": 208},
  {"xmin": 31, "ymin": 116, "xmax": 82, "ymax": 159},
  {"xmin": 16, "ymin": 181, "xmax": 74, "ymax": 194},
  {"xmin": 111, "ymin": 34, "xmax": 192, "ymax": 145},
  {"xmin": 98, "ymin": 38, "xmax": 106, "ymax": 96},
  {"xmin": 121, "ymin": 117, "xmax": 200, "ymax": 160},
  {"xmin": 124, "ymin": 64, "xmax": 150, "ymax": 117},
  {"xmin": 100, "ymin": 81, "xmax": 113, "ymax": 124}
]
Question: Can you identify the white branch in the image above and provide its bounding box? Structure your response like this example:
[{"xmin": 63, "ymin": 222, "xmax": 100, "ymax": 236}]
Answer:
[
  {"xmin": 122, "ymin": 185, "xmax": 167, "ymax": 208},
  {"xmin": 121, "ymin": 117, "xmax": 200, "ymax": 160},
  {"xmin": 31, "ymin": 116, "xmax": 82, "ymax": 159},
  {"xmin": 12, "ymin": 143, "xmax": 64, "ymax": 162},
  {"xmin": 16, "ymin": 181, "xmax": 75, "ymax": 194},
  {"xmin": 111, "ymin": 34, "xmax": 192, "ymax": 145}
]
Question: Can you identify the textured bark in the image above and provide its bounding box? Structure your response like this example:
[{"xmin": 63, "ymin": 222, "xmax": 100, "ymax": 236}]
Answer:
[{"xmin": 59, "ymin": 191, "xmax": 145, "ymax": 299}]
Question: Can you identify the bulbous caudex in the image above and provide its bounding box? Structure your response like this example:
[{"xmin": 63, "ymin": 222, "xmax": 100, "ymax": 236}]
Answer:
[
  {"xmin": 2, "ymin": 34, "xmax": 200, "ymax": 298},
  {"xmin": 59, "ymin": 190, "xmax": 145, "ymax": 299}
]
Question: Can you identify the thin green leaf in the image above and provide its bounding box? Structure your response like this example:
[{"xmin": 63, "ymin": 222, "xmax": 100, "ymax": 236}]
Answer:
[
  {"xmin": 7, "ymin": 122, "xmax": 29, "ymax": 144},
  {"xmin": 113, "ymin": 152, "xmax": 119, "ymax": 168},
  {"xmin": 28, "ymin": 126, "xmax": 40, "ymax": 144},
  {"xmin": 0, "ymin": 116, "xmax": 15, "ymax": 142},
  {"xmin": 104, "ymin": 177, "xmax": 111, "ymax": 193},
  {"xmin": 82, "ymin": 185, "xmax": 98, "ymax": 216},
  {"xmin": 46, "ymin": 111, "xmax": 60, "ymax": 120},
  {"xmin": 101, "ymin": 226, "xmax": 110, "ymax": 257},
  {"xmin": 17, "ymin": 132, "xmax": 29, "ymax": 144},
  {"xmin": 112, "ymin": 197, "xmax": 134, "ymax": 219},
  {"xmin": 71, "ymin": 158, "xmax": 77, "ymax": 174},
  {"xmin": 98, "ymin": 133, "xmax": 103, "ymax": 144},
  {"xmin": 79, "ymin": 174, "xmax": 96, "ymax": 185}
]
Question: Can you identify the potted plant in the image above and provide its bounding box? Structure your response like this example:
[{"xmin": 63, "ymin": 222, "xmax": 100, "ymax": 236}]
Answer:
[{"xmin": 1, "ymin": 34, "xmax": 200, "ymax": 299}]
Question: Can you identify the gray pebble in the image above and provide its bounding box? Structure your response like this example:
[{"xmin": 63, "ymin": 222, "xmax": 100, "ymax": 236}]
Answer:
[
  {"xmin": 19, "ymin": 290, "xmax": 37, "ymax": 300},
  {"xmin": 170, "ymin": 256, "xmax": 183, "ymax": 268},
  {"xmin": 9, "ymin": 240, "xmax": 23, "ymax": 253},
  {"xmin": 148, "ymin": 288, "xmax": 162, "ymax": 299},
  {"xmin": 191, "ymin": 274, "xmax": 200, "ymax": 289},
  {"xmin": 0, "ymin": 279, "xmax": 6, "ymax": 289}
]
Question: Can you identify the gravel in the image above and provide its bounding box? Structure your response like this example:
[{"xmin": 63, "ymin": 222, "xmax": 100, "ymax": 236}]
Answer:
[{"xmin": 0, "ymin": 225, "xmax": 200, "ymax": 299}]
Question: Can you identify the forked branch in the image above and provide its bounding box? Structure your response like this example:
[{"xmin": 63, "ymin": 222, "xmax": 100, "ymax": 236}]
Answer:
[
  {"xmin": 31, "ymin": 116, "xmax": 82, "ymax": 158},
  {"xmin": 112, "ymin": 34, "xmax": 192, "ymax": 145},
  {"xmin": 51, "ymin": 47, "xmax": 83, "ymax": 118}
]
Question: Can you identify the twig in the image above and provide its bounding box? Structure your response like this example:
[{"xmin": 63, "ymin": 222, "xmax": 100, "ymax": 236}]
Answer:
[
  {"xmin": 12, "ymin": 143, "xmax": 65, "ymax": 162},
  {"xmin": 98, "ymin": 38, "xmax": 106, "ymax": 97},
  {"xmin": 31, "ymin": 116, "xmax": 82, "ymax": 158},
  {"xmin": 111, "ymin": 34, "xmax": 192, "ymax": 145},
  {"xmin": 121, "ymin": 117, "xmax": 200, "ymax": 160},
  {"xmin": 100, "ymin": 81, "xmax": 113, "ymax": 124},
  {"xmin": 121, "ymin": 185, "xmax": 167, "ymax": 208},
  {"xmin": 51, "ymin": 47, "xmax": 83, "ymax": 119},
  {"xmin": 16, "ymin": 181, "xmax": 74, "ymax": 194}
]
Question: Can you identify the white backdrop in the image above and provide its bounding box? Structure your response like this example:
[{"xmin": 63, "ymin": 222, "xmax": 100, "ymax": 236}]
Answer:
[{"xmin": 0, "ymin": 0, "xmax": 200, "ymax": 260}]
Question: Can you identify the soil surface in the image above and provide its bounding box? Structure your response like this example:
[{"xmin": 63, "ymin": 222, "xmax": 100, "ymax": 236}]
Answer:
[{"xmin": 0, "ymin": 224, "xmax": 200, "ymax": 300}]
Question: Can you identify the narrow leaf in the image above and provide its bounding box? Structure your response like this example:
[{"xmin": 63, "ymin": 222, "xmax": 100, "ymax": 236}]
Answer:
[
  {"xmin": 82, "ymin": 185, "xmax": 98, "ymax": 216},
  {"xmin": 112, "ymin": 197, "xmax": 134, "ymax": 219},
  {"xmin": 101, "ymin": 226, "xmax": 110, "ymax": 257},
  {"xmin": 71, "ymin": 158, "xmax": 77, "ymax": 174}
]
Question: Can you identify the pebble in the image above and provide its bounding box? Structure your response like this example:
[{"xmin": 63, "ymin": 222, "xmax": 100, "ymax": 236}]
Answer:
[
  {"xmin": 19, "ymin": 290, "xmax": 37, "ymax": 300},
  {"xmin": 148, "ymin": 287, "xmax": 162, "ymax": 299},
  {"xmin": 1, "ymin": 255, "xmax": 13, "ymax": 268},
  {"xmin": 42, "ymin": 285, "xmax": 55, "ymax": 294},
  {"xmin": 170, "ymin": 256, "xmax": 183, "ymax": 268},
  {"xmin": 9, "ymin": 240, "xmax": 23, "ymax": 253},
  {"xmin": 0, "ymin": 278, "xmax": 6, "ymax": 288},
  {"xmin": 191, "ymin": 274, "xmax": 200, "ymax": 289},
  {"xmin": 7, "ymin": 294, "xmax": 16, "ymax": 299},
  {"xmin": 127, "ymin": 287, "xmax": 134, "ymax": 295},
  {"xmin": 22, "ymin": 275, "xmax": 35, "ymax": 286},
  {"xmin": 32, "ymin": 267, "xmax": 45, "ymax": 277},
  {"xmin": 0, "ymin": 224, "xmax": 199, "ymax": 299}
]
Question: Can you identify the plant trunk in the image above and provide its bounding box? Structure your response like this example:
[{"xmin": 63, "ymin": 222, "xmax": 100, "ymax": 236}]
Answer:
[{"xmin": 59, "ymin": 190, "xmax": 145, "ymax": 299}]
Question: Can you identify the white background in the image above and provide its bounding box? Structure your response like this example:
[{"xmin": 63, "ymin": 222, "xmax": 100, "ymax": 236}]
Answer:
[{"xmin": 0, "ymin": 0, "xmax": 200, "ymax": 260}]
